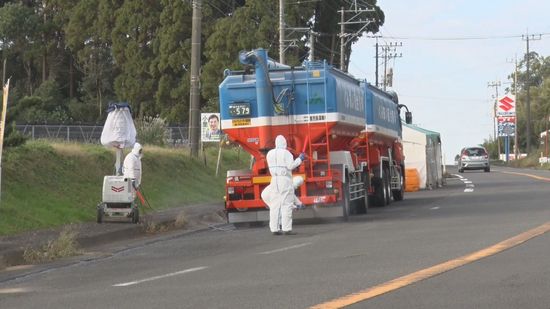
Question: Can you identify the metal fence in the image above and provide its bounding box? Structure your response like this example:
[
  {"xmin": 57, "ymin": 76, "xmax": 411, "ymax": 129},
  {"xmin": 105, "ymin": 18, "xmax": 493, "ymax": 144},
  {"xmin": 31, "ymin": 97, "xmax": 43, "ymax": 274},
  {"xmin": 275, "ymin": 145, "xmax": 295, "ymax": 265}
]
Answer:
[{"xmin": 15, "ymin": 124, "xmax": 189, "ymax": 146}]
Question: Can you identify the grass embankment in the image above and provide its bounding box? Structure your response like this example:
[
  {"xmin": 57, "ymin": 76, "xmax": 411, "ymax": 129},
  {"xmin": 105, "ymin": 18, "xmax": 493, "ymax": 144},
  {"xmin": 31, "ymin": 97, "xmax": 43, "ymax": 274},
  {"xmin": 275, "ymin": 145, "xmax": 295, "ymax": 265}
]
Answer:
[{"xmin": 0, "ymin": 141, "xmax": 248, "ymax": 236}]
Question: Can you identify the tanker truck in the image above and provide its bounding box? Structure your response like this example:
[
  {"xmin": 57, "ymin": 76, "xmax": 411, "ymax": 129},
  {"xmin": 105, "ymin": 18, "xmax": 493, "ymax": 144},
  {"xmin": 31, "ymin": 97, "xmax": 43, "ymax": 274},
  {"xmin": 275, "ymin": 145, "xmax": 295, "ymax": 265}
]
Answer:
[{"xmin": 220, "ymin": 48, "xmax": 412, "ymax": 223}]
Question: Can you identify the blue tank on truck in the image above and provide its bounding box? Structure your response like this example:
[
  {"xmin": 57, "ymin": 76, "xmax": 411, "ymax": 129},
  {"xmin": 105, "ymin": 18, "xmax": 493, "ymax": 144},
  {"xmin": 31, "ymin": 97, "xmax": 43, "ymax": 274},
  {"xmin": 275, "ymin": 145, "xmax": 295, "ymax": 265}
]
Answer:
[{"xmin": 219, "ymin": 48, "xmax": 412, "ymax": 223}]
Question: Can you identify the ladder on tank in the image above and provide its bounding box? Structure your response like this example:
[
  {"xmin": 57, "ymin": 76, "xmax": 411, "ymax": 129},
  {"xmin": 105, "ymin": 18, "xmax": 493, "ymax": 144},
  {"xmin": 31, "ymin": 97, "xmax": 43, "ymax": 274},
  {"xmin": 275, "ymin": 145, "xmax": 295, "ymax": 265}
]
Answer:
[{"xmin": 304, "ymin": 61, "xmax": 332, "ymax": 180}]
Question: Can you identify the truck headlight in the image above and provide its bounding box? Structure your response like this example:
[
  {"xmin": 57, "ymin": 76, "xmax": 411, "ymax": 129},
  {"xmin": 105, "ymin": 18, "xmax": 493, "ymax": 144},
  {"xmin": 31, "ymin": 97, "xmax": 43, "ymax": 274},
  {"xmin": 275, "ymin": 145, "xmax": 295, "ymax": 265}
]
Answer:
[
  {"xmin": 326, "ymin": 181, "xmax": 332, "ymax": 188},
  {"xmin": 228, "ymin": 187, "xmax": 235, "ymax": 194}
]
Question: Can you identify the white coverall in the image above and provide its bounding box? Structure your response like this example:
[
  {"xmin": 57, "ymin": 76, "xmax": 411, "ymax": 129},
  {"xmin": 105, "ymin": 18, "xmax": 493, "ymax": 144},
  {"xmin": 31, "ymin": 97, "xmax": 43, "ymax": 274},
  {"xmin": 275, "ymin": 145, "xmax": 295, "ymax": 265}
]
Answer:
[
  {"xmin": 123, "ymin": 143, "xmax": 143, "ymax": 188},
  {"xmin": 263, "ymin": 135, "xmax": 302, "ymax": 233},
  {"xmin": 290, "ymin": 176, "xmax": 304, "ymax": 210}
]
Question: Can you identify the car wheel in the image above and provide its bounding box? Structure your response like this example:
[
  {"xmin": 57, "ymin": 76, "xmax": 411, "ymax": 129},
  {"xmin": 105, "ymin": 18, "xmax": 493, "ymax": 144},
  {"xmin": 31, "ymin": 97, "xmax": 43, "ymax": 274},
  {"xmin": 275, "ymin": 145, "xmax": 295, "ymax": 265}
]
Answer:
[
  {"xmin": 458, "ymin": 168, "xmax": 464, "ymax": 173},
  {"xmin": 484, "ymin": 167, "xmax": 490, "ymax": 172}
]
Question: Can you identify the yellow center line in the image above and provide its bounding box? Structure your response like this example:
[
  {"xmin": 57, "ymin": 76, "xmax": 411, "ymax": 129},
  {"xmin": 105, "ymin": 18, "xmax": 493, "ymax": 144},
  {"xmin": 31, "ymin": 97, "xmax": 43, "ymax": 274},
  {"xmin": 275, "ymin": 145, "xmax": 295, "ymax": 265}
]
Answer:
[
  {"xmin": 500, "ymin": 171, "xmax": 550, "ymax": 182},
  {"xmin": 310, "ymin": 221, "xmax": 550, "ymax": 309}
]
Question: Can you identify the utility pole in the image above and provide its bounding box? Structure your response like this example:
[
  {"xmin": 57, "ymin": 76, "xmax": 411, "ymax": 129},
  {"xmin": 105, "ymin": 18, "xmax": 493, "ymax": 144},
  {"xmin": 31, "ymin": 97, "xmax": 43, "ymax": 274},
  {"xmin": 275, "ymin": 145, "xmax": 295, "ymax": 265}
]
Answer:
[
  {"xmin": 507, "ymin": 55, "xmax": 520, "ymax": 159},
  {"xmin": 188, "ymin": 0, "xmax": 202, "ymax": 157},
  {"xmin": 279, "ymin": 0, "xmax": 308, "ymax": 63},
  {"xmin": 309, "ymin": 31, "xmax": 316, "ymax": 62},
  {"xmin": 2, "ymin": 59, "xmax": 6, "ymax": 86},
  {"xmin": 488, "ymin": 81, "xmax": 501, "ymax": 159},
  {"xmin": 522, "ymin": 31, "xmax": 542, "ymax": 154},
  {"xmin": 378, "ymin": 42, "xmax": 402, "ymax": 90},
  {"xmin": 375, "ymin": 37, "xmax": 379, "ymax": 87},
  {"xmin": 368, "ymin": 35, "xmax": 382, "ymax": 87},
  {"xmin": 279, "ymin": 0, "xmax": 285, "ymax": 64},
  {"xmin": 338, "ymin": 4, "xmax": 375, "ymax": 72},
  {"xmin": 340, "ymin": 7, "xmax": 345, "ymax": 70}
]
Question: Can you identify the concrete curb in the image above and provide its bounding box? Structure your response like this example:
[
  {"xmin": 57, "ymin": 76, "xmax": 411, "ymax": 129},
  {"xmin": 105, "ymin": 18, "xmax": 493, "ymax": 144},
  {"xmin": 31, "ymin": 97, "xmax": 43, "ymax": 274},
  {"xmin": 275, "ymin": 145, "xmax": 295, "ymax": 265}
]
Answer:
[{"xmin": 0, "ymin": 203, "xmax": 226, "ymax": 271}]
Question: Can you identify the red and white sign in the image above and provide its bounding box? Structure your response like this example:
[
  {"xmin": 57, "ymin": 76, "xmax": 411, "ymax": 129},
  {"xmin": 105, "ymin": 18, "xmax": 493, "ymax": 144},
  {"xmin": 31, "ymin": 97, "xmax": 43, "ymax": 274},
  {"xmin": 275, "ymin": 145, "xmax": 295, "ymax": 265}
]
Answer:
[
  {"xmin": 497, "ymin": 116, "xmax": 516, "ymax": 123},
  {"xmin": 496, "ymin": 95, "xmax": 516, "ymax": 116}
]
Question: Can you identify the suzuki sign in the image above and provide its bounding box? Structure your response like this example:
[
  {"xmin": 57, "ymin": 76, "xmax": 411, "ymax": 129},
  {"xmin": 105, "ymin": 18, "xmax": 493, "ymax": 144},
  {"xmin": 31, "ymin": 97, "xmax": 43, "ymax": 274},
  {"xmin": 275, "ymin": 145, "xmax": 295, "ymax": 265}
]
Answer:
[{"xmin": 496, "ymin": 95, "xmax": 516, "ymax": 116}]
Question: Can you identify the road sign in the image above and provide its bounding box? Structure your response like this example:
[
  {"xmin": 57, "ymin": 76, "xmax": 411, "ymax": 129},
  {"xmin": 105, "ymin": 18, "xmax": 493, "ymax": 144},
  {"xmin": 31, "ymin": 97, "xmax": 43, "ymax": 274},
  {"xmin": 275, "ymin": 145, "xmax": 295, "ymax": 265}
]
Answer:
[
  {"xmin": 497, "ymin": 116, "xmax": 515, "ymax": 123},
  {"xmin": 498, "ymin": 121, "xmax": 515, "ymax": 137},
  {"xmin": 496, "ymin": 95, "xmax": 516, "ymax": 116}
]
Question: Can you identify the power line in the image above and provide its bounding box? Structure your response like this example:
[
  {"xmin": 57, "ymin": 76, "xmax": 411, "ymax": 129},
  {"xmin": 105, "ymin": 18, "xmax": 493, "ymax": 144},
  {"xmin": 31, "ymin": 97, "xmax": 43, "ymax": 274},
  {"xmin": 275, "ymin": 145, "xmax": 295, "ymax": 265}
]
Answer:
[
  {"xmin": 372, "ymin": 33, "xmax": 550, "ymax": 41},
  {"xmin": 400, "ymin": 94, "xmax": 487, "ymax": 103},
  {"xmin": 287, "ymin": 0, "xmax": 321, "ymax": 4}
]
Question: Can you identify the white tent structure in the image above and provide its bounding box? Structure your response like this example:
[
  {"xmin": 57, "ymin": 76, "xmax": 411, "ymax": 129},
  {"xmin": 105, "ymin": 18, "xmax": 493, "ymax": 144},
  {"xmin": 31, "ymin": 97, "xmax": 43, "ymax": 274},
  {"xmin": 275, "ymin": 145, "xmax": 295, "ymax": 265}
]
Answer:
[{"xmin": 402, "ymin": 123, "xmax": 444, "ymax": 190}]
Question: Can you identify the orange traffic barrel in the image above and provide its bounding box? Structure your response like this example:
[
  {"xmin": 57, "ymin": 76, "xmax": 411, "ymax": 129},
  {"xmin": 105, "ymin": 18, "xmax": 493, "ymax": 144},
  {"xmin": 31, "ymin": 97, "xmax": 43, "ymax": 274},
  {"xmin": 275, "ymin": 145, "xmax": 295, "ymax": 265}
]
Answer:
[{"xmin": 405, "ymin": 168, "xmax": 420, "ymax": 192}]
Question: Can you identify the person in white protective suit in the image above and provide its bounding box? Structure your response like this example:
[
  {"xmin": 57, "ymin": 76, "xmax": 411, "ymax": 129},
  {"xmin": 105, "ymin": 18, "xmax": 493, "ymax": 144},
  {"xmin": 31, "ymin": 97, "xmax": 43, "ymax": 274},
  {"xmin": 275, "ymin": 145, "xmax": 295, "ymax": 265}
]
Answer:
[
  {"xmin": 123, "ymin": 143, "xmax": 143, "ymax": 189},
  {"xmin": 290, "ymin": 176, "xmax": 305, "ymax": 210},
  {"xmin": 262, "ymin": 135, "xmax": 305, "ymax": 235},
  {"xmin": 262, "ymin": 176, "xmax": 304, "ymax": 214}
]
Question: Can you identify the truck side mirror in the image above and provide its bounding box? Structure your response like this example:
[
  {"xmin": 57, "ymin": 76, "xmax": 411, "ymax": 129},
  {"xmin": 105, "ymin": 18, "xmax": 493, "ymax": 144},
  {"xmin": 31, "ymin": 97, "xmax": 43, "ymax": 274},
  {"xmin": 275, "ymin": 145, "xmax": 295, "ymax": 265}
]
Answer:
[{"xmin": 405, "ymin": 111, "xmax": 412, "ymax": 124}]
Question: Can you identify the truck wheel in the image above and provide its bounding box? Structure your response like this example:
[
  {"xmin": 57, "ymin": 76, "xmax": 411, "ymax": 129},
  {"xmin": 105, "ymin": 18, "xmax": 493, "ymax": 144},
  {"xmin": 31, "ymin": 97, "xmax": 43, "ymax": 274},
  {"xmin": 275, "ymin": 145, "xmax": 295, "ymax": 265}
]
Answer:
[
  {"xmin": 392, "ymin": 167, "xmax": 404, "ymax": 201},
  {"xmin": 371, "ymin": 176, "xmax": 386, "ymax": 207},
  {"xmin": 342, "ymin": 180, "xmax": 350, "ymax": 221},
  {"xmin": 383, "ymin": 167, "xmax": 392, "ymax": 205}
]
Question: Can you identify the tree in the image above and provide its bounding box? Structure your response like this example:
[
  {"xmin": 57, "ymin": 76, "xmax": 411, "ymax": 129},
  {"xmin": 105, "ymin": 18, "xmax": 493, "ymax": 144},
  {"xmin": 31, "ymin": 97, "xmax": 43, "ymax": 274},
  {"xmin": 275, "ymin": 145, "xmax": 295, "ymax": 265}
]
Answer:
[
  {"xmin": 111, "ymin": 0, "xmax": 162, "ymax": 119},
  {"xmin": 202, "ymin": 0, "xmax": 280, "ymax": 110},
  {"xmin": 0, "ymin": 2, "xmax": 41, "ymax": 94},
  {"xmin": 151, "ymin": 0, "xmax": 193, "ymax": 123},
  {"xmin": 65, "ymin": 0, "xmax": 120, "ymax": 120},
  {"xmin": 508, "ymin": 54, "xmax": 550, "ymax": 152}
]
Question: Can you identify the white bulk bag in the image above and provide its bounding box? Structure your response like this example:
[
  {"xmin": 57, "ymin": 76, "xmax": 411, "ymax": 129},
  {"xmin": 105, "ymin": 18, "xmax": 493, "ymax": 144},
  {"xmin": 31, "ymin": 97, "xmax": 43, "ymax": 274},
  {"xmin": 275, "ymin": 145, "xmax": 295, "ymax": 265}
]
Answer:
[{"xmin": 100, "ymin": 102, "xmax": 136, "ymax": 148}]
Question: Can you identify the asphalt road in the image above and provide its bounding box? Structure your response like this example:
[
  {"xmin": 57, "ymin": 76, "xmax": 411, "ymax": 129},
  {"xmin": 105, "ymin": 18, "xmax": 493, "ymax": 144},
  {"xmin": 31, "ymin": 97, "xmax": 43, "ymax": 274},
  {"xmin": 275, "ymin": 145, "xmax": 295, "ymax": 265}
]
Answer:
[{"xmin": 1, "ymin": 166, "xmax": 549, "ymax": 309}]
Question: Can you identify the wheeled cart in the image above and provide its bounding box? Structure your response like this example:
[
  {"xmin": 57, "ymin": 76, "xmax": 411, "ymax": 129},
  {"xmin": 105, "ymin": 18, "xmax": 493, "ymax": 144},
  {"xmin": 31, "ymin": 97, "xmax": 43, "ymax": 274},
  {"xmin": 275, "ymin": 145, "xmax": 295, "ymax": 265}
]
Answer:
[{"xmin": 97, "ymin": 175, "xmax": 139, "ymax": 223}]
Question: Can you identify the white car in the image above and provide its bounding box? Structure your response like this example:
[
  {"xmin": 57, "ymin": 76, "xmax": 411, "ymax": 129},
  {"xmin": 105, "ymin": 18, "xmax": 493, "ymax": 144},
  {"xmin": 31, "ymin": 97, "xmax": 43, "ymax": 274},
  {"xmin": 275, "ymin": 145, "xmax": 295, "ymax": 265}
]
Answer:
[{"xmin": 458, "ymin": 147, "xmax": 490, "ymax": 173}]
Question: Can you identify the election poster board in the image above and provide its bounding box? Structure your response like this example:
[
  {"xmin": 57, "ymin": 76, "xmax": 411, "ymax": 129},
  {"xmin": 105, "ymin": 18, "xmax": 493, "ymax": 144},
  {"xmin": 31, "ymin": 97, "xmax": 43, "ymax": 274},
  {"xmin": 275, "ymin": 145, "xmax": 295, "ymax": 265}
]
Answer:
[{"xmin": 201, "ymin": 113, "xmax": 222, "ymax": 142}]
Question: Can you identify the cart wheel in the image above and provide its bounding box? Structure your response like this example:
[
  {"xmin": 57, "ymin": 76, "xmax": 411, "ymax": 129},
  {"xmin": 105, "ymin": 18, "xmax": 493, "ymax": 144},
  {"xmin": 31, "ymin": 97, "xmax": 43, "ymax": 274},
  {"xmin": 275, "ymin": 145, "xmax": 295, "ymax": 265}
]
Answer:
[
  {"xmin": 132, "ymin": 207, "xmax": 140, "ymax": 224},
  {"xmin": 97, "ymin": 207, "xmax": 104, "ymax": 224}
]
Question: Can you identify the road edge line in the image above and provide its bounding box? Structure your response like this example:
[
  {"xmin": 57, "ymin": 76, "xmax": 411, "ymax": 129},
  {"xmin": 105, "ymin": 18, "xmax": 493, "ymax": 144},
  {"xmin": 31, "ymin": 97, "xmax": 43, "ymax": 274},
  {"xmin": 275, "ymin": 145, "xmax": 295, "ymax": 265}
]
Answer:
[{"xmin": 310, "ymin": 221, "xmax": 550, "ymax": 309}]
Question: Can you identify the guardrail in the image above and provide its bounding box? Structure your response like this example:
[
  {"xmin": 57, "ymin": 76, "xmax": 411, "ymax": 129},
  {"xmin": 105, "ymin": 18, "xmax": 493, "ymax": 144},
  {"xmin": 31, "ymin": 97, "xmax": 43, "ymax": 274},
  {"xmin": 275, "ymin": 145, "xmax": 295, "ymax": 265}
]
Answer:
[{"xmin": 15, "ymin": 124, "xmax": 189, "ymax": 146}]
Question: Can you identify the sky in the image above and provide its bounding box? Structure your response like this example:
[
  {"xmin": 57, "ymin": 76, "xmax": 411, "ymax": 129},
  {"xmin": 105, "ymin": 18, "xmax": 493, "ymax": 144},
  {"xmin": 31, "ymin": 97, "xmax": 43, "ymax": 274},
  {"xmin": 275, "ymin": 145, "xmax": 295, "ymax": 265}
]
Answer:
[{"xmin": 348, "ymin": 0, "xmax": 550, "ymax": 164}]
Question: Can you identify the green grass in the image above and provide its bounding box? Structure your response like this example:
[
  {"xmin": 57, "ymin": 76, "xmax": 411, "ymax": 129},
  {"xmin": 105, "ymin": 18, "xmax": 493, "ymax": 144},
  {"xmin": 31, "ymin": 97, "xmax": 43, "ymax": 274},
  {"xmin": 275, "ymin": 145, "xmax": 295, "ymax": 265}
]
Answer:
[
  {"xmin": 504, "ymin": 148, "xmax": 550, "ymax": 169},
  {"xmin": 0, "ymin": 141, "xmax": 248, "ymax": 236}
]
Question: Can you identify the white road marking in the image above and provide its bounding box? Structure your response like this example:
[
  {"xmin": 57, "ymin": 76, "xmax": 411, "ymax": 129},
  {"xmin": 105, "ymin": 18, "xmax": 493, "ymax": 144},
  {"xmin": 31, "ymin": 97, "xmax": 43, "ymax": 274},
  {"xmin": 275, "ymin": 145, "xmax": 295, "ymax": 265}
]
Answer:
[
  {"xmin": 0, "ymin": 287, "xmax": 31, "ymax": 294},
  {"xmin": 258, "ymin": 242, "xmax": 312, "ymax": 255},
  {"xmin": 113, "ymin": 266, "xmax": 208, "ymax": 287},
  {"xmin": 430, "ymin": 207, "xmax": 440, "ymax": 210},
  {"xmin": 452, "ymin": 175, "xmax": 475, "ymax": 192}
]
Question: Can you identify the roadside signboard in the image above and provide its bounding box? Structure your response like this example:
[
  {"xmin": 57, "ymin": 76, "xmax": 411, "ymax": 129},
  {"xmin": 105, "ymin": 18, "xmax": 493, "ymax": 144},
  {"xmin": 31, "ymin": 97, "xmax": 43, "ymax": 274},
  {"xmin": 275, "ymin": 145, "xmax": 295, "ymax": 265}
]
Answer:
[
  {"xmin": 201, "ymin": 113, "xmax": 222, "ymax": 142},
  {"xmin": 497, "ymin": 116, "xmax": 515, "ymax": 137},
  {"xmin": 496, "ymin": 95, "xmax": 516, "ymax": 137},
  {"xmin": 496, "ymin": 95, "xmax": 516, "ymax": 117}
]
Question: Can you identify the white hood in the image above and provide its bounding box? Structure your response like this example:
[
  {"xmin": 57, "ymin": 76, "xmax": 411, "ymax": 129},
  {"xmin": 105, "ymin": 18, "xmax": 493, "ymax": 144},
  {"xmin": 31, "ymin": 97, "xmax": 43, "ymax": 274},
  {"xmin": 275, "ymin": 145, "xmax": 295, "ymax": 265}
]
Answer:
[
  {"xmin": 275, "ymin": 135, "xmax": 287, "ymax": 149},
  {"xmin": 131, "ymin": 143, "xmax": 142, "ymax": 158}
]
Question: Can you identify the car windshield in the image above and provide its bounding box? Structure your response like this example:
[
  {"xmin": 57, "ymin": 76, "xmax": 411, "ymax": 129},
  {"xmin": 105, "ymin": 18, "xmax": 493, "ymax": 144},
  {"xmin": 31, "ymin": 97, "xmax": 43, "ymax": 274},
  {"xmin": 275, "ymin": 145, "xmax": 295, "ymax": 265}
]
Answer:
[{"xmin": 464, "ymin": 148, "xmax": 487, "ymax": 156}]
